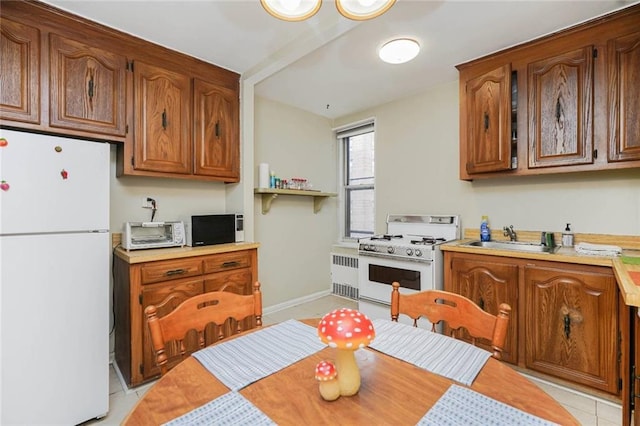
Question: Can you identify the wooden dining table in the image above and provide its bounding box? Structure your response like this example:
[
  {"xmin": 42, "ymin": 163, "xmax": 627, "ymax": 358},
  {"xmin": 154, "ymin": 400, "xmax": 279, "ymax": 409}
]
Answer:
[{"xmin": 123, "ymin": 319, "xmax": 578, "ymax": 425}]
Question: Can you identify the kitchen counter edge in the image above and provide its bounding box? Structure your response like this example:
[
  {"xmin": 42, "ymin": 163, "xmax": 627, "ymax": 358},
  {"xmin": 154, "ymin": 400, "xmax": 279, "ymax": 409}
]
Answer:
[
  {"xmin": 441, "ymin": 240, "xmax": 640, "ymax": 307},
  {"xmin": 114, "ymin": 242, "xmax": 261, "ymax": 264}
]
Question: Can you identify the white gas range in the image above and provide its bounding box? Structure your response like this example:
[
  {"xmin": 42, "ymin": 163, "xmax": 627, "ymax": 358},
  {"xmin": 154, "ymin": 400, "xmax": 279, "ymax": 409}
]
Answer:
[{"xmin": 357, "ymin": 214, "xmax": 460, "ymax": 324}]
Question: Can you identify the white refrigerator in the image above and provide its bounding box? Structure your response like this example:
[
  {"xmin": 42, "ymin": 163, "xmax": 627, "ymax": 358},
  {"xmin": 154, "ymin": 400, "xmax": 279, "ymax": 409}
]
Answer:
[{"xmin": 0, "ymin": 129, "xmax": 110, "ymax": 425}]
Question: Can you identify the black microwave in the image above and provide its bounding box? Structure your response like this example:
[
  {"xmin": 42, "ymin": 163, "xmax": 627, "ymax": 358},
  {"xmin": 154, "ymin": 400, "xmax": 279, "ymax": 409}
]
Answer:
[{"xmin": 187, "ymin": 214, "xmax": 244, "ymax": 247}]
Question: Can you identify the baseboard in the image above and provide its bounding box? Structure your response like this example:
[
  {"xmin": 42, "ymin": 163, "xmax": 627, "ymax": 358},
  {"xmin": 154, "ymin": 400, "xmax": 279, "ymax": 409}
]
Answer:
[{"xmin": 263, "ymin": 289, "xmax": 331, "ymax": 315}]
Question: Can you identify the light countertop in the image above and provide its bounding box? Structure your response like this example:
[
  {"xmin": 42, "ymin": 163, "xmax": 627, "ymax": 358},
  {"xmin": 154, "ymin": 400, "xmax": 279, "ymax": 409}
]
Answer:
[
  {"xmin": 441, "ymin": 238, "xmax": 640, "ymax": 307},
  {"xmin": 114, "ymin": 242, "xmax": 260, "ymax": 264}
]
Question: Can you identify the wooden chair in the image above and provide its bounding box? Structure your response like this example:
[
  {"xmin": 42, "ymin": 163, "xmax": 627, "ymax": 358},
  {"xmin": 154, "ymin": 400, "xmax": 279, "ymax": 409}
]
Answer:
[
  {"xmin": 145, "ymin": 281, "xmax": 263, "ymax": 375},
  {"xmin": 390, "ymin": 282, "xmax": 511, "ymax": 359}
]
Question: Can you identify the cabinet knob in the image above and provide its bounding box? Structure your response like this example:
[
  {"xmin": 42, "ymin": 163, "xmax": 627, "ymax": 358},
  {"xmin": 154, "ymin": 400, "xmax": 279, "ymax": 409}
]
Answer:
[{"xmin": 162, "ymin": 109, "xmax": 167, "ymax": 130}]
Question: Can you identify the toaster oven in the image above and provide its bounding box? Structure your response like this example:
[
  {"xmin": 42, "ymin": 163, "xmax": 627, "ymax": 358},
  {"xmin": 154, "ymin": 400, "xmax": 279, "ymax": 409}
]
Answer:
[{"xmin": 123, "ymin": 221, "xmax": 186, "ymax": 251}]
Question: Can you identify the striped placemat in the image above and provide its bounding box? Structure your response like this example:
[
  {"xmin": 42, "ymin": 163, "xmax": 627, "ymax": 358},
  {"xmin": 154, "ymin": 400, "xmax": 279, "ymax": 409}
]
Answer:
[
  {"xmin": 418, "ymin": 384, "xmax": 558, "ymax": 426},
  {"xmin": 163, "ymin": 391, "xmax": 276, "ymax": 426},
  {"xmin": 193, "ymin": 319, "xmax": 325, "ymax": 391},
  {"xmin": 369, "ymin": 319, "xmax": 491, "ymax": 386}
]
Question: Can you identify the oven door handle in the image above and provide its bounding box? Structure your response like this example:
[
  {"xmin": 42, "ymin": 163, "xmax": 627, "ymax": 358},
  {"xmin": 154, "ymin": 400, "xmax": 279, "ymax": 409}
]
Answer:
[{"xmin": 359, "ymin": 295, "xmax": 391, "ymax": 307}]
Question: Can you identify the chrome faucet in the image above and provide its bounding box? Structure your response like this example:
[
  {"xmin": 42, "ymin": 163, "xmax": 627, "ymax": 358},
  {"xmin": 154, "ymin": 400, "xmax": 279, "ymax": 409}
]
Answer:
[{"xmin": 503, "ymin": 225, "xmax": 517, "ymax": 241}]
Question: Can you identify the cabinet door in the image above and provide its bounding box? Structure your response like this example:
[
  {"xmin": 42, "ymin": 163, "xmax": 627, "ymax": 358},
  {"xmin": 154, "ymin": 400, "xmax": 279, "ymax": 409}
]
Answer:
[
  {"xmin": 527, "ymin": 46, "xmax": 594, "ymax": 168},
  {"xmin": 203, "ymin": 268, "xmax": 254, "ymax": 343},
  {"xmin": 141, "ymin": 278, "xmax": 203, "ymax": 380},
  {"xmin": 133, "ymin": 61, "xmax": 191, "ymax": 174},
  {"xmin": 524, "ymin": 265, "xmax": 617, "ymax": 394},
  {"xmin": 0, "ymin": 18, "xmax": 40, "ymax": 124},
  {"xmin": 464, "ymin": 64, "xmax": 513, "ymax": 174},
  {"xmin": 449, "ymin": 256, "xmax": 519, "ymax": 364},
  {"xmin": 608, "ymin": 30, "xmax": 640, "ymax": 162},
  {"xmin": 204, "ymin": 268, "xmax": 253, "ymax": 294},
  {"xmin": 193, "ymin": 78, "xmax": 239, "ymax": 181},
  {"xmin": 49, "ymin": 34, "xmax": 127, "ymax": 136}
]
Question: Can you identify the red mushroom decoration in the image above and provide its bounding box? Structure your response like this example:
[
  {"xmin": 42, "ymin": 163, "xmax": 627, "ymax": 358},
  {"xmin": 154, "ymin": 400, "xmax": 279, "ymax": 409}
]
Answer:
[
  {"xmin": 317, "ymin": 308, "xmax": 375, "ymax": 396},
  {"xmin": 315, "ymin": 360, "xmax": 340, "ymax": 401}
]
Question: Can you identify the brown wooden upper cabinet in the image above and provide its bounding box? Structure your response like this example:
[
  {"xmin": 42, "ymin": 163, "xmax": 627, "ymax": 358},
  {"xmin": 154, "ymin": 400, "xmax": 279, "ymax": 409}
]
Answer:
[
  {"xmin": 0, "ymin": 17, "xmax": 40, "ymax": 125},
  {"xmin": 193, "ymin": 79, "xmax": 240, "ymax": 181},
  {"xmin": 133, "ymin": 61, "xmax": 192, "ymax": 174},
  {"xmin": 527, "ymin": 46, "xmax": 594, "ymax": 168},
  {"xmin": 457, "ymin": 4, "xmax": 640, "ymax": 180},
  {"xmin": 607, "ymin": 30, "xmax": 640, "ymax": 163},
  {"xmin": 464, "ymin": 64, "xmax": 513, "ymax": 174},
  {"xmin": 1, "ymin": 1, "xmax": 240, "ymax": 183},
  {"xmin": 49, "ymin": 34, "xmax": 127, "ymax": 137}
]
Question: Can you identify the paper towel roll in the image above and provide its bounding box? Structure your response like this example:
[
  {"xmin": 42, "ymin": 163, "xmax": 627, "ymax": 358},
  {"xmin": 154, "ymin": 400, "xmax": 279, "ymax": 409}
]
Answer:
[{"xmin": 259, "ymin": 163, "xmax": 270, "ymax": 188}]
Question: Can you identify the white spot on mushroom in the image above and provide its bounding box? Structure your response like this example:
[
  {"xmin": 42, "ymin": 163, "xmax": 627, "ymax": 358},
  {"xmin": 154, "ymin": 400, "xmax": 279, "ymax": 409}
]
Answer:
[
  {"xmin": 354, "ymin": 327, "xmax": 361, "ymax": 333},
  {"xmin": 346, "ymin": 332, "xmax": 352, "ymax": 338},
  {"xmin": 328, "ymin": 342, "xmax": 337, "ymax": 348},
  {"xmin": 346, "ymin": 342, "xmax": 353, "ymax": 348}
]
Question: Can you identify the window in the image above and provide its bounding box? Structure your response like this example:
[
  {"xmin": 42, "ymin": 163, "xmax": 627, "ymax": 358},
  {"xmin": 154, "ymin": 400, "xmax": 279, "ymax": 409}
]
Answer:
[{"xmin": 337, "ymin": 121, "xmax": 375, "ymax": 240}]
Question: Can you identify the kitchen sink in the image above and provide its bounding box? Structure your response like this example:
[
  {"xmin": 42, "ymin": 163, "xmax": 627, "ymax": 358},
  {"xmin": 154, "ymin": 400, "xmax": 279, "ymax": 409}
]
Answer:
[{"xmin": 462, "ymin": 240, "xmax": 560, "ymax": 254}]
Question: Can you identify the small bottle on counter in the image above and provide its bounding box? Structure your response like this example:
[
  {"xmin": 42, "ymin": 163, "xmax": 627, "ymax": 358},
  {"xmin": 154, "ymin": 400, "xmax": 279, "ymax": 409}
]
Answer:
[
  {"xmin": 269, "ymin": 171, "xmax": 276, "ymax": 188},
  {"xmin": 562, "ymin": 223, "xmax": 574, "ymax": 247},
  {"xmin": 480, "ymin": 215, "xmax": 491, "ymax": 242}
]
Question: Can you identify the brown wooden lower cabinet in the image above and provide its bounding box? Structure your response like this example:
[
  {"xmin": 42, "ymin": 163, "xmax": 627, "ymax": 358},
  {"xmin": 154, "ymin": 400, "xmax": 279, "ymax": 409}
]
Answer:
[
  {"xmin": 444, "ymin": 251, "xmax": 621, "ymax": 397},
  {"xmin": 448, "ymin": 255, "xmax": 519, "ymax": 364},
  {"xmin": 524, "ymin": 264, "xmax": 618, "ymax": 393},
  {"xmin": 114, "ymin": 246, "xmax": 258, "ymax": 387}
]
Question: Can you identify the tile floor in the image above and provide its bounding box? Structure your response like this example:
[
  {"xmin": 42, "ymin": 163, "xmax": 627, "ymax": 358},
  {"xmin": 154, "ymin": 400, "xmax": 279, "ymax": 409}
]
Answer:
[{"xmin": 89, "ymin": 295, "xmax": 622, "ymax": 425}]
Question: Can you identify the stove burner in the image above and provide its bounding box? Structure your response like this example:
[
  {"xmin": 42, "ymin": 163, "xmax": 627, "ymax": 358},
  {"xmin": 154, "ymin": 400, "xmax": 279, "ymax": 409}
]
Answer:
[
  {"xmin": 410, "ymin": 237, "xmax": 447, "ymax": 245},
  {"xmin": 370, "ymin": 234, "xmax": 403, "ymax": 241}
]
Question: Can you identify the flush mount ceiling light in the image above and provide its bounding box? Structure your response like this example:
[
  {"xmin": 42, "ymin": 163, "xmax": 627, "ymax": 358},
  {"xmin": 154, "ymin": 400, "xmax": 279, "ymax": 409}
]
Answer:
[
  {"xmin": 378, "ymin": 38, "xmax": 420, "ymax": 64},
  {"xmin": 260, "ymin": 0, "xmax": 322, "ymax": 22},
  {"xmin": 335, "ymin": 0, "xmax": 396, "ymax": 21},
  {"xmin": 261, "ymin": 0, "xmax": 396, "ymax": 21}
]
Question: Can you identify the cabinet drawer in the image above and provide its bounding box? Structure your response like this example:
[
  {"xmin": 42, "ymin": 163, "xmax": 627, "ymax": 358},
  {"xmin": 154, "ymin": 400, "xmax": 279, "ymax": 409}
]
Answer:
[
  {"xmin": 203, "ymin": 251, "xmax": 251, "ymax": 274},
  {"xmin": 140, "ymin": 258, "xmax": 203, "ymax": 284}
]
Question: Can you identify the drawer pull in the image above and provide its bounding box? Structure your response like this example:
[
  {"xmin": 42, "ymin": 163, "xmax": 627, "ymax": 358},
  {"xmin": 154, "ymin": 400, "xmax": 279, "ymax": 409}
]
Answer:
[
  {"xmin": 165, "ymin": 269, "xmax": 186, "ymax": 276},
  {"xmin": 478, "ymin": 297, "xmax": 485, "ymax": 311},
  {"xmin": 222, "ymin": 261, "xmax": 240, "ymax": 268},
  {"xmin": 563, "ymin": 314, "xmax": 571, "ymax": 339}
]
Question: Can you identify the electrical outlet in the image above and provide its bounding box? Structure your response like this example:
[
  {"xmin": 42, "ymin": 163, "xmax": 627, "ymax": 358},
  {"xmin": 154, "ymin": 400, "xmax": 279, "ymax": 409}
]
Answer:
[{"xmin": 141, "ymin": 197, "xmax": 154, "ymax": 209}]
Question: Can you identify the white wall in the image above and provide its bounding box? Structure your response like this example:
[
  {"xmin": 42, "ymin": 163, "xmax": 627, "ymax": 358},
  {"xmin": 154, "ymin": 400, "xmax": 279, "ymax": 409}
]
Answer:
[
  {"xmin": 108, "ymin": 148, "xmax": 229, "ymax": 231},
  {"xmin": 254, "ymin": 97, "xmax": 338, "ymax": 307},
  {"xmin": 335, "ymin": 80, "xmax": 640, "ymax": 237}
]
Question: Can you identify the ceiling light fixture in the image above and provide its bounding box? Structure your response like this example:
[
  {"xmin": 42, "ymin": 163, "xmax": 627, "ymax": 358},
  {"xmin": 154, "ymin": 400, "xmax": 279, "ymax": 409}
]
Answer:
[
  {"xmin": 260, "ymin": 0, "xmax": 396, "ymax": 21},
  {"xmin": 378, "ymin": 38, "xmax": 420, "ymax": 64},
  {"xmin": 335, "ymin": 0, "xmax": 396, "ymax": 21},
  {"xmin": 260, "ymin": 0, "xmax": 322, "ymax": 22}
]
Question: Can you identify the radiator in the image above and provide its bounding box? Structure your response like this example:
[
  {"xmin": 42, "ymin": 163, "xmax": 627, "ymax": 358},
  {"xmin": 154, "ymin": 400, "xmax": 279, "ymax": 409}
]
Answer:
[{"xmin": 330, "ymin": 253, "xmax": 359, "ymax": 300}]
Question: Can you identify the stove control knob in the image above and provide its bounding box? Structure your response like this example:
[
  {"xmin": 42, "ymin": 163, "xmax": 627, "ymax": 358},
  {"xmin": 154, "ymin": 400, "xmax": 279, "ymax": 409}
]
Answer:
[
  {"xmin": 387, "ymin": 246, "xmax": 395, "ymax": 254},
  {"xmin": 406, "ymin": 248, "xmax": 413, "ymax": 256},
  {"xmin": 415, "ymin": 249, "xmax": 422, "ymax": 257}
]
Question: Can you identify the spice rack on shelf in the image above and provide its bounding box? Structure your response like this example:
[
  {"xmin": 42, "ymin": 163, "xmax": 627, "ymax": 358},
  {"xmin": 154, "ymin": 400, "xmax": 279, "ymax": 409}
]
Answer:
[{"xmin": 254, "ymin": 188, "xmax": 337, "ymax": 214}]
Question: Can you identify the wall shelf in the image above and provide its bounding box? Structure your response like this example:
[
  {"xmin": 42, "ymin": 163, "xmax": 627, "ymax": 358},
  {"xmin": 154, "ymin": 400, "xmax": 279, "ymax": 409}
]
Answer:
[{"xmin": 254, "ymin": 188, "xmax": 337, "ymax": 214}]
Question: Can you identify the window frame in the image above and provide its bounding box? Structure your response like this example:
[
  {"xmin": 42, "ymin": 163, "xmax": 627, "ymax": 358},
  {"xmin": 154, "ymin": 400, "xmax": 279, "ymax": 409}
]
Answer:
[{"xmin": 336, "ymin": 119, "xmax": 375, "ymax": 242}]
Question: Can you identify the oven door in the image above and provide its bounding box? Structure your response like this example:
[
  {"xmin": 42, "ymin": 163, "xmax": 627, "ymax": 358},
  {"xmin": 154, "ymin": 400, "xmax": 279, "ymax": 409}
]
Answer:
[{"xmin": 358, "ymin": 254, "xmax": 433, "ymax": 305}]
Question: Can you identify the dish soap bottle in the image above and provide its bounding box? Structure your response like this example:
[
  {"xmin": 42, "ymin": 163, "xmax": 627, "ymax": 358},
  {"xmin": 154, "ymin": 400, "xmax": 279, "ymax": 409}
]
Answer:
[
  {"xmin": 562, "ymin": 223, "xmax": 574, "ymax": 247},
  {"xmin": 480, "ymin": 215, "xmax": 491, "ymax": 242}
]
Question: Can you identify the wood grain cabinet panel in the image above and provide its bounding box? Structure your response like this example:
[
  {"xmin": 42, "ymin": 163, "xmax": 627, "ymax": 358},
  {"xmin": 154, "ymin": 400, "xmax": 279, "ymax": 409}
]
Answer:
[
  {"xmin": 0, "ymin": 17, "xmax": 40, "ymax": 124},
  {"xmin": 464, "ymin": 64, "xmax": 513, "ymax": 174},
  {"xmin": 49, "ymin": 34, "xmax": 127, "ymax": 136},
  {"xmin": 114, "ymin": 247, "xmax": 258, "ymax": 386},
  {"xmin": 527, "ymin": 46, "xmax": 594, "ymax": 168},
  {"xmin": 448, "ymin": 254, "xmax": 519, "ymax": 364},
  {"xmin": 133, "ymin": 61, "xmax": 192, "ymax": 174},
  {"xmin": 193, "ymin": 78, "xmax": 239, "ymax": 181},
  {"xmin": 141, "ymin": 278, "xmax": 203, "ymax": 380},
  {"xmin": 608, "ymin": 30, "xmax": 640, "ymax": 162},
  {"xmin": 523, "ymin": 265, "xmax": 618, "ymax": 393}
]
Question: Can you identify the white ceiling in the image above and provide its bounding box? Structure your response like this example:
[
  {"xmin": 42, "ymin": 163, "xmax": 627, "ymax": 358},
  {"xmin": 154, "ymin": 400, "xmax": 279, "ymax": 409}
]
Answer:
[{"xmin": 44, "ymin": 0, "xmax": 638, "ymax": 119}]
